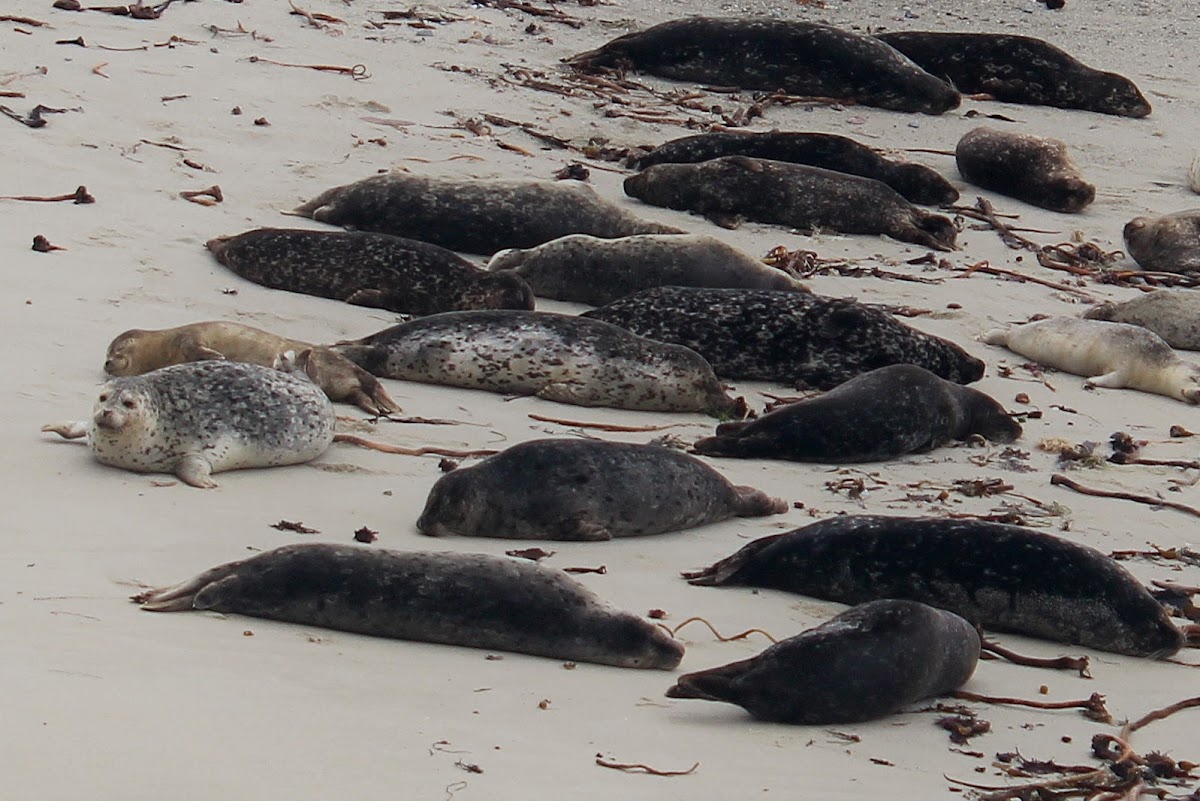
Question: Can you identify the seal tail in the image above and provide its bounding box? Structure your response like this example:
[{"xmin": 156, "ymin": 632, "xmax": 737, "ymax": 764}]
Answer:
[
  {"xmin": 132, "ymin": 562, "xmax": 242, "ymax": 612},
  {"xmin": 665, "ymin": 658, "xmax": 755, "ymax": 702},
  {"xmin": 909, "ymin": 210, "xmax": 958, "ymax": 251},
  {"xmin": 732, "ymin": 487, "xmax": 788, "ymax": 518},
  {"xmin": 204, "ymin": 235, "xmax": 233, "ymax": 263},
  {"xmin": 681, "ymin": 534, "xmax": 783, "ymax": 586},
  {"xmin": 291, "ymin": 185, "xmax": 345, "ymax": 220}
]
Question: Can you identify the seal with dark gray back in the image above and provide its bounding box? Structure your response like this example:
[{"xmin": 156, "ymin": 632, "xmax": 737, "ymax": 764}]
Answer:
[
  {"xmin": 632, "ymin": 131, "xmax": 959, "ymax": 206},
  {"xmin": 1085, "ymin": 290, "xmax": 1200, "ymax": 351},
  {"xmin": 291, "ymin": 173, "xmax": 682, "ymax": 255},
  {"xmin": 693, "ymin": 364, "xmax": 1020, "ymax": 462},
  {"xmin": 582, "ymin": 287, "xmax": 985, "ymax": 389},
  {"xmin": 1123, "ymin": 209, "xmax": 1200, "ymax": 273},
  {"xmin": 206, "ymin": 228, "xmax": 534, "ymax": 315},
  {"xmin": 624, "ymin": 157, "xmax": 958, "ymax": 250},
  {"xmin": 567, "ymin": 17, "xmax": 960, "ymax": 115},
  {"xmin": 417, "ymin": 438, "xmax": 787, "ymax": 541},
  {"xmin": 666, "ymin": 600, "xmax": 980, "ymax": 724},
  {"xmin": 955, "ymin": 128, "xmax": 1095, "ymax": 213},
  {"xmin": 875, "ymin": 32, "xmax": 1151, "ymax": 118},
  {"xmin": 135, "ymin": 543, "xmax": 684, "ymax": 669},
  {"xmin": 683, "ymin": 515, "xmax": 1184, "ymax": 658}
]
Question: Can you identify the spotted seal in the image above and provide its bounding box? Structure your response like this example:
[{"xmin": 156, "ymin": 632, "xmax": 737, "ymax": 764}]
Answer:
[
  {"xmin": 624, "ymin": 156, "xmax": 958, "ymax": 250},
  {"xmin": 417, "ymin": 438, "xmax": 786, "ymax": 541},
  {"xmin": 41, "ymin": 361, "xmax": 335, "ymax": 488},
  {"xmin": 955, "ymin": 128, "xmax": 1095, "ymax": 213},
  {"xmin": 666, "ymin": 600, "xmax": 980, "ymax": 724},
  {"xmin": 983, "ymin": 317, "xmax": 1200, "ymax": 403},
  {"xmin": 1085, "ymin": 290, "xmax": 1200, "ymax": 351},
  {"xmin": 693, "ymin": 364, "xmax": 1019, "ymax": 462},
  {"xmin": 875, "ymin": 31, "xmax": 1151, "ymax": 118},
  {"xmin": 567, "ymin": 17, "xmax": 960, "ymax": 115},
  {"xmin": 582, "ymin": 287, "xmax": 985, "ymax": 389},
  {"xmin": 332, "ymin": 310, "xmax": 742, "ymax": 416},
  {"xmin": 683, "ymin": 515, "xmax": 1183, "ymax": 657},
  {"xmin": 1123, "ymin": 209, "xmax": 1200, "ymax": 273},
  {"xmin": 134, "ymin": 543, "xmax": 684, "ymax": 669},
  {"xmin": 632, "ymin": 131, "xmax": 959, "ymax": 206},
  {"xmin": 291, "ymin": 174, "xmax": 682, "ymax": 255},
  {"xmin": 486, "ymin": 233, "xmax": 806, "ymax": 305}
]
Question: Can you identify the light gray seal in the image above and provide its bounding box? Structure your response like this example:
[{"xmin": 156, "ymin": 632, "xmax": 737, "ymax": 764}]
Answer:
[
  {"xmin": 417, "ymin": 438, "xmax": 787, "ymax": 541},
  {"xmin": 1085, "ymin": 290, "xmax": 1200, "ymax": 350},
  {"xmin": 666, "ymin": 600, "xmax": 980, "ymax": 724},
  {"xmin": 134, "ymin": 543, "xmax": 684, "ymax": 670},
  {"xmin": 486, "ymin": 233, "xmax": 807, "ymax": 305},
  {"xmin": 1123, "ymin": 209, "xmax": 1200, "ymax": 273},
  {"xmin": 955, "ymin": 127, "xmax": 1095, "ymax": 213}
]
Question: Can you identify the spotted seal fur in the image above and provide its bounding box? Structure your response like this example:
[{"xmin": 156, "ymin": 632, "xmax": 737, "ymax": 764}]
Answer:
[
  {"xmin": 955, "ymin": 128, "xmax": 1094, "ymax": 213},
  {"xmin": 1085, "ymin": 290, "xmax": 1200, "ymax": 351},
  {"xmin": 1123, "ymin": 209, "xmax": 1200, "ymax": 274}
]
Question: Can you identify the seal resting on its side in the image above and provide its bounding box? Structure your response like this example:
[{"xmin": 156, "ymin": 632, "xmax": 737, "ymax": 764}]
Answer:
[
  {"xmin": 1085, "ymin": 290, "xmax": 1200, "ymax": 351},
  {"xmin": 1123, "ymin": 209, "xmax": 1200, "ymax": 273},
  {"xmin": 135, "ymin": 544, "xmax": 684, "ymax": 669},
  {"xmin": 417, "ymin": 438, "xmax": 787, "ymax": 541},
  {"xmin": 955, "ymin": 128, "xmax": 1094, "ymax": 213},
  {"xmin": 666, "ymin": 600, "xmax": 980, "ymax": 724}
]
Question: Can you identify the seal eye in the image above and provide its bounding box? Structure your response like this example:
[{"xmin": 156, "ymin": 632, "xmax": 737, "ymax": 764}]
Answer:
[
  {"xmin": 99, "ymin": 393, "xmax": 110, "ymax": 402},
  {"xmin": 122, "ymin": 398, "xmax": 137, "ymax": 409}
]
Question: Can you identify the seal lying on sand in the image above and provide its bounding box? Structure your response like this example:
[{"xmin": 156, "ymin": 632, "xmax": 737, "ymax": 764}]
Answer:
[
  {"xmin": 693, "ymin": 365, "xmax": 1020, "ymax": 462},
  {"xmin": 683, "ymin": 515, "xmax": 1184, "ymax": 658},
  {"xmin": 292, "ymin": 173, "xmax": 682, "ymax": 255},
  {"xmin": 417, "ymin": 438, "xmax": 786, "ymax": 541},
  {"xmin": 955, "ymin": 128, "xmax": 1094, "ymax": 213},
  {"xmin": 1123, "ymin": 209, "xmax": 1200, "ymax": 273},
  {"xmin": 583, "ymin": 287, "xmax": 985, "ymax": 389},
  {"xmin": 983, "ymin": 317, "xmax": 1200, "ymax": 403},
  {"xmin": 41, "ymin": 361, "xmax": 335, "ymax": 488},
  {"xmin": 104, "ymin": 321, "xmax": 399, "ymax": 415},
  {"xmin": 625, "ymin": 157, "xmax": 958, "ymax": 250},
  {"xmin": 632, "ymin": 131, "xmax": 959, "ymax": 206},
  {"xmin": 567, "ymin": 17, "xmax": 960, "ymax": 115},
  {"xmin": 135, "ymin": 543, "xmax": 684, "ymax": 670},
  {"xmin": 1085, "ymin": 290, "xmax": 1200, "ymax": 351},
  {"xmin": 875, "ymin": 31, "xmax": 1151, "ymax": 118},
  {"xmin": 332, "ymin": 310, "xmax": 742, "ymax": 416},
  {"xmin": 667, "ymin": 600, "xmax": 980, "ymax": 724},
  {"xmin": 206, "ymin": 228, "xmax": 534, "ymax": 315},
  {"xmin": 487, "ymin": 233, "xmax": 806, "ymax": 305}
]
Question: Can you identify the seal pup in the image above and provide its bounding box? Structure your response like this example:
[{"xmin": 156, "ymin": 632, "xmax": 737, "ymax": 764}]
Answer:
[
  {"xmin": 486, "ymin": 233, "xmax": 807, "ymax": 305},
  {"xmin": 582, "ymin": 287, "xmax": 985, "ymax": 389},
  {"xmin": 666, "ymin": 600, "xmax": 980, "ymax": 724},
  {"xmin": 41, "ymin": 361, "xmax": 335, "ymax": 488},
  {"xmin": 206, "ymin": 228, "xmax": 534, "ymax": 315},
  {"xmin": 693, "ymin": 365, "xmax": 1020, "ymax": 462},
  {"xmin": 135, "ymin": 543, "xmax": 684, "ymax": 670},
  {"xmin": 983, "ymin": 317, "xmax": 1200, "ymax": 403},
  {"xmin": 291, "ymin": 173, "xmax": 682, "ymax": 255},
  {"xmin": 955, "ymin": 128, "xmax": 1094, "ymax": 213},
  {"xmin": 332, "ymin": 310, "xmax": 742, "ymax": 417},
  {"xmin": 632, "ymin": 131, "xmax": 959, "ymax": 206},
  {"xmin": 1123, "ymin": 209, "xmax": 1200, "ymax": 273},
  {"xmin": 417, "ymin": 439, "xmax": 787, "ymax": 541},
  {"xmin": 1085, "ymin": 290, "xmax": 1200, "ymax": 351},
  {"xmin": 876, "ymin": 32, "xmax": 1151, "ymax": 117},
  {"xmin": 624, "ymin": 157, "xmax": 958, "ymax": 250},
  {"xmin": 104, "ymin": 321, "xmax": 399, "ymax": 415},
  {"xmin": 683, "ymin": 515, "xmax": 1184, "ymax": 658},
  {"xmin": 567, "ymin": 18, "xmax": 960, "ymax": 115}
]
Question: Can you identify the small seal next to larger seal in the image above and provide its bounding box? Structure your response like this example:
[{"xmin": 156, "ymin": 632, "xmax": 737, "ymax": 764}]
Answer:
[
  {"xmin": 955, "ymin": 127, "xmax": 1095, "ymax": 213},
  {"xmin": 1123, "ymin": 209, "xmax": 1200, "ymax": 273}
]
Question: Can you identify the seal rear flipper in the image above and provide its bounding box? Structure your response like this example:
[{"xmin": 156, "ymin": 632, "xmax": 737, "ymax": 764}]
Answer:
[
  {"xmin": 691, "ymin": 434, "xmax": 748, "ymax": 457},
  {"xmin": 681, "ymin": 533, "xmax": 783, "ymax": 585},
  {"xmin": 666, "ymin": 656, "xmax": 757, "ymax": 702},
  {"xmin": 328, "ymin": 344, "xmax": 391, "ymax": 377},
  {"xmin": 291, "ymin": 185, "xmax": 344, "ymax": 219},
  {"xmin": 133, "ymin": 562, "xmax": 246, "ymax": 612},
  {"xmin": 908, "ymin": 211, "xmax": 958, "ymax": 251},
  {"xmin": 731, "ymin": 486, "xmax": 788, "ymax": 517}
]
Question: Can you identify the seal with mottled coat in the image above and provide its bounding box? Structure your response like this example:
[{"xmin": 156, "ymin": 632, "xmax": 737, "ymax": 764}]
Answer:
[
  {"xmin": 666, "ymin": 600, "xmax": 980, "ymax": 724},
  {"xmin": 1085, "ymin": 290, "xmax": 1200, "ymax": 351},
  {"xmin": 684, "ymin": 515, "xmax": 1184, "ymax": 658},
  {"xmin": 583, "ymin": 287, "xmax": 985, "ymax": 389},
  {"xmin": 624, "ymin": 156, "xmax": 958, "ymax": 250},
  {"xmin": 955, "ymin": 128, "xmax": 1094, "ymax": 213},
  {"xmin": 135, "ymin": 543, "xmax": 684, "ymax": 669},
  {"xmin": 417, "ymin": 438, "xmax": 787, "ymax": 541},
  {"xmin": 1123, "ymin": 209, "xmax": 1200, "ymax": 274}
]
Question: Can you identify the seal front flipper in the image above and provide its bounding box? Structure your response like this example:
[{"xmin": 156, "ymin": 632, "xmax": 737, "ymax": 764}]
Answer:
[
  {"xmin": 343, "ymin": 288, "xmax": 392, "ymax": 310},
  {"xmin": 175, "ymin": 453, "xmax": 219, "ymax": 489},
  {"xmin": 704, "ymin": 212, "xmax": 743, "ymax": 230},
  {"xmin": 42, "ymin": 421, "xmax": 88, "ymax": 439},
  {"xmin": 536, "ymin": 381, "xmax": 604, "ymax": 407},
  {"xmin": 680, "ymin": 533, "xmax": 784, "ymax": 585},
  {"xmin": 558, "ymin": 517, "xmax": 613, "ymax": 542},
  {"xmin": 1085, "ymin": 370, "xmax": 1129, "ymax": 389}
]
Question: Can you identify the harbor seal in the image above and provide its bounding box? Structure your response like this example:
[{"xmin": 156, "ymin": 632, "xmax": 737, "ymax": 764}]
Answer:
[
  {"xmin": 205, "ymin": 228, "xmax": 534, "ymax": 315},
  {"xmin": 417, "ymin": 438, "xmax": 787, "ymax": 541},
  {"xmin": 104, "ymin": 321, "xmax": 400, "ymax": 415},
  {"xmin": 291, "ymin": 173, "xmax": 682, "ymax": 255},
  {"xmin": 666, "ymin": 600, "xmax": 980, "ymax": 724},
  {"xmin": 692, "ymin": 364, "xmax": 1020, "ymax": 462},
  {"xmin": 624, "ymin": 157, "xmax": 958, "ymax": 250},
  {"xmin": 955, "ymin": 128, "xmax": 1095, "ymax": 213},
  {"xmin": 683, "ymin": 515, "xmax": 1184, "ymax": 658},
  {"xmin": 632, "ymin": 131, "xmax": 959, "ymax": 206},
  {"xmin": 983, "ymin": 317, "xmax": 1200, "ymax": 403},
  {"xmin": 332, "ymin": 310, "xmax": 742, "ymax": 417},
  {"xmin": 582, "ymin": 287, "xmax": 985, "ymax": 389},
  {"xmin": 486, "ymin": 233, "xmax": 807, "ymax": 305},
  {"xmin": 1123, "ymin": 209, "xmax": 1200, "ymax": 273},
  {"xmin": 41, "ymin": 361, "xmax": 335, "ymax": 488},
  {"xmin": 135, "ymin": 543, "xmax": 684, "ymax": 669},
  {"xmin": 1084, "ymin": 290, "xmax": 1200, "ymax": 350},
  {"xmin": 566, "ymin": 17, "xmax": 960, "ymax": 115},
  {"xmin": 875, "ymin": 31, "xmax": 1151, "ymax": 118}
]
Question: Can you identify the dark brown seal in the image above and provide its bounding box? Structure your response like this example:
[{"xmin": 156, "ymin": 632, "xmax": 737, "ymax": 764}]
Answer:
[
  {"xmin": 624, "ymin": 156, "xmax": 957, "ymax": 250},
  {"xmin": 955, "ymin": 127, "xmax": 1095, "ymax": 213},
  {"xmin": 567, "ymin": 17, "xmax": 960, "ymax": 115},
  {"xmin": 1123, "ymin": 210, "xmax": 1200, "ymax": 274},
  {"xmin": 666, "ymin": 600, "xmax": 980, "ymax": 724}
]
